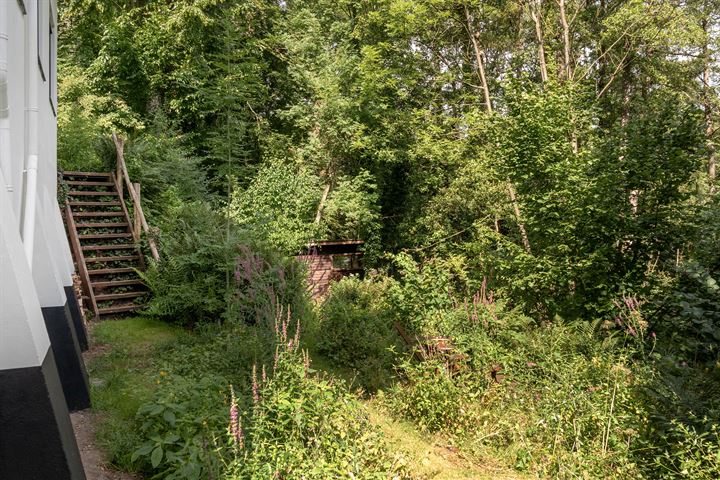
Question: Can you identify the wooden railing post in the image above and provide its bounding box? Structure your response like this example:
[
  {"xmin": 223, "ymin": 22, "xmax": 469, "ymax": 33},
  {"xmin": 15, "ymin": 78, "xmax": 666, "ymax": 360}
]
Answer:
[
  {"xmin": 133, "ymin": 182, "xmax": 141, "ymax": 241},
  {"xmin": 111, "ymin": 132, "xmax": 160, "ymax": 263},
  {"xmin": 113, "ymin": 132, "xmax": 124, "ymax": 200}
]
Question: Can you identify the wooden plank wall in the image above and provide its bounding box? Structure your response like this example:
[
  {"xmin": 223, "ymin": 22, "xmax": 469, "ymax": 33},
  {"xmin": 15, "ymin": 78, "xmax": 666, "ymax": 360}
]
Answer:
[{"xmin": 296, "ymin": 254, "xmax": 338, "ymax": 300}]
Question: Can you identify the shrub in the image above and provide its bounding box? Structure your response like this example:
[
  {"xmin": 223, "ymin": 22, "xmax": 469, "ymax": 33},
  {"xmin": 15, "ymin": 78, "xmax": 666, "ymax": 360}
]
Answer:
[
  {"xmin": 387, "ymin": 359, "xmax": 477, "ymax": 434},
  {"xmin": 223, "ymin": 316, "xmax": 410, "ymax": 479},
  {"xmin": 142, "ymin": 201, "xmax": 310, "ymax": 327},
  {"xmin": 385, "ymin": 289, "xmax": 652, "ymax": 478},
  {"xmin": 648, "ymin": 421, "xmax": 720, "ymax": 479},
  {"xmin": 314, "ymin": 276, "xmax": 401, "ymax": 392},
  {"xmin": 229, "ymin": 159, "xmax": 323, "ymax": 254},
  {"xmin": 140, "ymin": 201, "xmax": 239, "ymax": 325},
  {"xmin": 124, "ymin": 128, "xmax": 209, "ymax": 220},
  {"xmin": 231, "ymin": 245, "xmax": 311, "ymax": 329},
  {"xmin": 131, "ymin": 375, "xmax": 228, "ymax": 480}
]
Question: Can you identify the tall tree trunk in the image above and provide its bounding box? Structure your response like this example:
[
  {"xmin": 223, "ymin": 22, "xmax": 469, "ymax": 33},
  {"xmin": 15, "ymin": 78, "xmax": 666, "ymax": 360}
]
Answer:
[
  {"xmin": 619, "ymin": 50, "xmax": 638, "ymax": 214},
  {"xmin": 531, "ymin": 0, "xmax": 549, "ymax": 83},
  {"xmin": 557, "ymin": 0, "xmax": 578, "ymax": 152},
  {"xmin": 464, "ymin": 4, "xmax": 492, "ymax": 113},
  {"xmin": 558, "ymin": 0, "xmax": 572, "ymax": 81},
  {"xmin": 507, "ymin": 183, "xmax": 532, "ymax": 254},
  {"xmin": 464, "ymin": 2, "xmax": 532, "ymax": 253},
  {"xmin": 702, "ymin": 18, "xmax": 717, "ymax": 193},
  {"xmin": 315, "ymin": 183, "xmax": 331, "ymax": 225}
]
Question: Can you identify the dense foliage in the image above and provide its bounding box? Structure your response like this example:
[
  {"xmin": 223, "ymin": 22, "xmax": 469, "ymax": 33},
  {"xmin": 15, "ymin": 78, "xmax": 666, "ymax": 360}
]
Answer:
[{"xmin": 59, "ymin": 0, "xmax": 720, "ymax": 477}]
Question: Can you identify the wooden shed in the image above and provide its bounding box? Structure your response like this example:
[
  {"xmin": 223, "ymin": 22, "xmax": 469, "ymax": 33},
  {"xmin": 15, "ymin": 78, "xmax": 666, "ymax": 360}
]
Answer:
[{"xmin": 296, "ymin": 240, "xmax": 364, "ymax": 300}]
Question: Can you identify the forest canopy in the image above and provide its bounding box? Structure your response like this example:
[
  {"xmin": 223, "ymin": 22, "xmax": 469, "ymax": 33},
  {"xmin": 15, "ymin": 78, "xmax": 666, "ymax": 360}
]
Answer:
[
  {"xmin": 57, "ymin": 0, "xmax": 720, "ymax": 477},
  {"xmin": 58, "ymin": 0, "xmax": 719, "ymax": 318}
]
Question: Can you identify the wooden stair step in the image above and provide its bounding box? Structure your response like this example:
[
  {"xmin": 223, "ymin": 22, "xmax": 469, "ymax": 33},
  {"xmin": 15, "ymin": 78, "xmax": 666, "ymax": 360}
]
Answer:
[
  {"xmin": 73, "ymin": 211, "xmax": 124, "ymax": 218},
  {"xmin": 62, "ymin": 171, "xmax": 111, "ymax": 178},
  {"xmin": 73, "ymin": 210, "xmax": 125, "ymax": 217},
  {"xmin": 92, "ymin": 279, "xmax": 144, "ymax": 289},
  {"xmin": 85, "ymin": 255, "xmax": 139, "ymax": 263},
  {"xmin": 82, "ymin": 244, "xmax": 136, "ymax": 252},
  {"xmin": 98, "ymin": 304, "xmax": 143, "ymax": 315},
  {"xmin": 64, "ymin": 181, "xmax": 115, "ymax": 187},
  {"xmin": 95, "ymin": 291, "xmax": 146, "ymax": 301},
  {"xmin": 79, "ymin": 233, "xmax": 133, "ymax": 240},
  {"xmin": 68, "ymin": 191, "xmax": 118, "ymax": 197},
  {"xmin": 68, "ymin": 201, "xmax": 121, "ymax": 207},
  {"xmin": 75, "ymin": 222, "xmax": 128, "ymax": 228},
  {"xmin": 88, "ymin": 267, "xmax": 136, "ymax": 276}
]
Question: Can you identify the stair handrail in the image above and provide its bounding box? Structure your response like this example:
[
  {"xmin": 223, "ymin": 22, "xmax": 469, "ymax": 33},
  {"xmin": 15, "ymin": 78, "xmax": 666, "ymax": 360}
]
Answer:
[
  {"xmin": 111, "ymin": 132, "xmax": 161, "ymax": 262},
  {"xmin": 64, "ymin": 200, "xmax": 99, "ymax": 318}
]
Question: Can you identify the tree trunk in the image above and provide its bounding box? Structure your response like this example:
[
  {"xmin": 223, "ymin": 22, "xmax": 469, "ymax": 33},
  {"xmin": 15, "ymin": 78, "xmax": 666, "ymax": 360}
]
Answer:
[
  {"xmin": 463, "ymin": 3, "xmax": 532, "ymax": 252},
  {"xmin": 464, "ymin": 4, "xmax": 492, "ymax": 113},
  {"xmin": 508, "ymin": 183, "xmax": 532, "ymax": 253},
  {"xmin": 314, "ymin": 183, "xmax": 332, "ymax": 225},
  {"xmin": 531, "ymin": 0, "xmax": 549, "ymax": 83},
  {"xmin": 558, "ymin": 0, "xmax": 572, "ymax": 81},
  {"xmin": 619, "ymin": 51, "xmax": 638, "ymax": 214},
  {"xmin": 702, "ymin": 18, "xmax": 717, "ymax": 193}
]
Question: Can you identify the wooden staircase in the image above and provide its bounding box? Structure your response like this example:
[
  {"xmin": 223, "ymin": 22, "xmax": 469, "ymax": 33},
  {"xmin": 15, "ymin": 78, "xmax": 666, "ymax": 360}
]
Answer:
[{"xmin": 62, "ymin": 171, "xmax": 149, "ymax": 318}]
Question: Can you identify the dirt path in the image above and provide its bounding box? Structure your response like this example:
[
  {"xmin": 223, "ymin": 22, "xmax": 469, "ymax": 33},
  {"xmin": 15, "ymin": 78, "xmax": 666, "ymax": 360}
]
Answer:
[
  {"xmin": 71, "ymin": 327, "xmax": 138, "ymax": 480},
  {"xmin": 71, "ymin": 410, "xmax": 137, "ymax": 480}
]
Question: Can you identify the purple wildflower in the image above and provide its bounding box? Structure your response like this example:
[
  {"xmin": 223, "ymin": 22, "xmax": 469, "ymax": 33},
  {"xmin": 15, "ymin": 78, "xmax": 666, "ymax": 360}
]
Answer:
[
  {"xmin": 229, "ymin": 387, "xmax": 243, "ymax": 448},
  {"xmin": 303, "ymin": 349, "xmax": 311, "ymax": 377},
  {"xmin": 252, "ymin": 365, "xmax": 260, "ymax": 405},
  {"xmin": 293, "ymin": 318, "xmax": 301, "ymax": 348}
]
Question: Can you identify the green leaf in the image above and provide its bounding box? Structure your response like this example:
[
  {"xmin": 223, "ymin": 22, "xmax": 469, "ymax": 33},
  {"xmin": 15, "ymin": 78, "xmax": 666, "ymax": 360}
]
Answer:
[
  {"xmin": 163, "ymin": 409, "xmax": 177, "ymax": 426},
  {"xmin": 149, "ymin": 404, "xmax": 165, "ymax": 416},
  {"xmin": 131, "ymin": 443, "xmax": 154, "ymax": 462},
  {"xmin": 151, "ymin": 446, "xmax": 163, "ymax": 468}
]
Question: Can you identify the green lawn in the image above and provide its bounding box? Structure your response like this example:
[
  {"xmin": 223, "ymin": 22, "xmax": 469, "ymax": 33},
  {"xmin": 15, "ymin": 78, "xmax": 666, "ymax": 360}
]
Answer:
[{"xmin": 88, "ymin": 317, "xmax": 184, "ymax": 472}]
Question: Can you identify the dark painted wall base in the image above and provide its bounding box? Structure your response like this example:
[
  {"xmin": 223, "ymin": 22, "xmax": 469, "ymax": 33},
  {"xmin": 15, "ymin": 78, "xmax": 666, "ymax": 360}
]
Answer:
[
  {"xmin": 41, "ymin": 304, "xmax": 91, "ymax": 411},
  {"xmin": 0, "ymin": 350, "xmax": 87, "ymax": 480},
  {"xmin": 64, "ymin": 285, "xmax": 89, "ymax": 351}
]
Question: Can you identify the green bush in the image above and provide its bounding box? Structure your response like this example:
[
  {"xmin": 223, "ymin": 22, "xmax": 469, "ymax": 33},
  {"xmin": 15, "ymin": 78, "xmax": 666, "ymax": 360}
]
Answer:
[
  {"xmin": 124, "ymin": 128, "xmax": 209, "ymax": 220},
  {"xmin": 387, "ymin": 359, "xmax": 475, "ymax": 434},
  {"xmin": 223, "ymin": 318, "xmax": 410, "ymax": 479},
  {"xmin": 229, "ymin": 158, "xmax": 323, "ymax": 255},
  {"xmin": 131, "ymin": 374, "xmax": 228, "ymax": 480},
  {"xmin": 385, "ymin": 286, "xmax": 651, "ymax": 477},
  {"xmin": 231, "ymin": 244, "xmax": 311, "ymax": 329},
  {"xmin": 648, "ymin": 421, "xmax": 720, "ymax": 479},
  {"xmin": 314, "ymin": 276, "xmax": 401, "ymax": 392},
  {"xmin": 140, "ymin": 201, "xmax": 239, "ymax": 325},
  {"xmin": 142, "ymin": 201, "xmax": 310, "ymax": 327}
]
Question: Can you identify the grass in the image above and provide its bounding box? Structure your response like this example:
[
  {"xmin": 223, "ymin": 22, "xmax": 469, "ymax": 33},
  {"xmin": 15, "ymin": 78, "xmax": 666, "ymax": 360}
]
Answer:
[
  {"xmin": 364, "ymin": 399, "xmax": 528, "ymax": 480},
  {"xmin": 88, "ymin": 316, "xmax": 183, "ymax": 471},
  {"xmin": 86, "ymin": 316, "xmax": 531, "ymax": 479},
  {"xmin": 307, "ymin": 346, "xmax": 527, "ymax": 479}
]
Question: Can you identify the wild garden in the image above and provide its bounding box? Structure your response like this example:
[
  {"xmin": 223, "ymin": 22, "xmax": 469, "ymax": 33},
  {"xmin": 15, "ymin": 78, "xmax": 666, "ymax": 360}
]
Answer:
[{"xmin": 58, "ymin": 0, "xmax": 720, "ymax": 478}]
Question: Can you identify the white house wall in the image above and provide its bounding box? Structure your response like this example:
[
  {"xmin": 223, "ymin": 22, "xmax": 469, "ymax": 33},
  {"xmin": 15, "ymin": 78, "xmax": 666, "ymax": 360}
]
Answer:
[
  {"xmin": 5, "ymin": 0, "xmax": 27, "ymax": 223},
  {"xmin": 1, "ymin": 1, "xmax": 87, "ymax": 477},
  {"xmin": 0, "ymin": 169, "xmax": 50, "ymax": 371}
]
